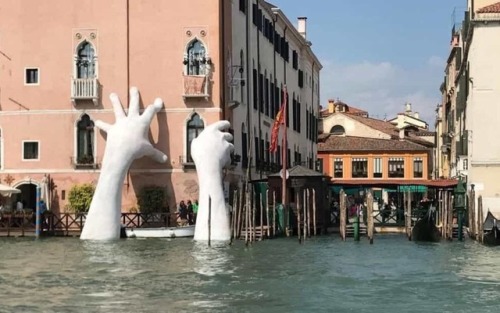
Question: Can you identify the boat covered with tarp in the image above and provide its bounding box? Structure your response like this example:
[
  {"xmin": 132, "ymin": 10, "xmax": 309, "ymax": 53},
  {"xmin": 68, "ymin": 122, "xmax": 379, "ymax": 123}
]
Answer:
[
  {"xmin": 482, "ymin": 211, "xmax": 500, "ymax": 246},
  {"xmin": 411, "ymin": 208, "xmax": 440, "ymax": 242}
]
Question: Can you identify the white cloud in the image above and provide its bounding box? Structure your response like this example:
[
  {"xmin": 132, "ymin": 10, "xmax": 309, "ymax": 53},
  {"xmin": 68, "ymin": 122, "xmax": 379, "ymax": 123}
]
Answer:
[
  {"xmin": 427, "ymin": 55, "xmax": 445, "ymax": 68},
  {"xmin": 320, "ymin": 59, "xmax": 443, "ymax": 128}
]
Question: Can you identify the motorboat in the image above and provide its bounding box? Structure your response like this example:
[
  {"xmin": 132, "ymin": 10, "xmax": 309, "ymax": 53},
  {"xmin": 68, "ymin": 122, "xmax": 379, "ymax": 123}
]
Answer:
[{"xmin": 125, "ymin": 225, "xmax": 195, "ymax": 238}]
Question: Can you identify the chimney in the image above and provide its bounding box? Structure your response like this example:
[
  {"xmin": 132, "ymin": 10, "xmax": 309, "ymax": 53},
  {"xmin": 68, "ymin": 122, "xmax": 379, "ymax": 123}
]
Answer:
[
  {"xmin": 399, "ymin": 128, "xmax": 405, "ymax": 140},
  {"xmin": 405, "ymin": 102, "xmax": 412, "ymax": 114},
  {"xmin": 297, "ymin": 17, "xmax": 307, "ymax": 39},
  {"xmin": 414, "ymin": 112, "xmax": 419, "ymax": 119},
  {"xmin": 328, "ymin": 99, "xmax": 335, "ymax": 113}
]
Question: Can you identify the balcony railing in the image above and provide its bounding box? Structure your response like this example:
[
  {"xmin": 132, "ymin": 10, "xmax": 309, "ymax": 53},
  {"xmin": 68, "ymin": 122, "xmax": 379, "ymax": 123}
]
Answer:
[
  {"xmin": 71, "ymin": 78, "xmax": 99, "ymax": 106},
  {"xmin": 70, "ymin": 156, "xmax": 100, "ymax": 170},
  {"xmin": 179, "ymin": 155, "xmax": 196, "ymax": 170},
  {"xmin": 183, "ymin": 75, "xmax": 209, "ymax": 100}
]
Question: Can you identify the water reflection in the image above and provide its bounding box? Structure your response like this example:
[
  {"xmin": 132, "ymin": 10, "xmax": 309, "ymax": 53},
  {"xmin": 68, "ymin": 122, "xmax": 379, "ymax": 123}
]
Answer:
[
  {"xmin": 455, "ymin": 243, "xmax": 500, "ymax": 284},
  {"xmin": 191, "ymin": 241, "xmax": 234, "ymax": 277}
]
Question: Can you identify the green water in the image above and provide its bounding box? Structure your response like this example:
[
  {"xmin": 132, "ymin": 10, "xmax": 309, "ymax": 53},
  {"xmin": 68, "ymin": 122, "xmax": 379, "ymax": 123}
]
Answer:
[{"xmin": 0, "ymin": 235, "xmax": 498, "ymax": 313}]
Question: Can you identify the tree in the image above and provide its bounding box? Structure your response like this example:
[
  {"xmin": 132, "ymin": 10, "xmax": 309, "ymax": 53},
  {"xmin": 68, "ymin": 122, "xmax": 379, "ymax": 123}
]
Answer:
[{"xmin": 67, "ymin": 184, "xmax": 95, "ymax": 213}]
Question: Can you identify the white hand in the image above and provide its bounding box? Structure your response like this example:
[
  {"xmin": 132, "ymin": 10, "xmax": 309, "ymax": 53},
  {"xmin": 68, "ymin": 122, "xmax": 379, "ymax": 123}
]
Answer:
[
  {"xmin": 95, "ymin": 87, "xmax": 168, "ymax": 166},
  {"xmin": 191, "ymin": 120, "xmax": 234, "ymax": 242},
  {"xmin": 80, "ymin": 87, "xmax": 167, "ymax": 241},
  {"xmin": 191, "ymin": 120, "xmax": 234, "ymax": 171}
]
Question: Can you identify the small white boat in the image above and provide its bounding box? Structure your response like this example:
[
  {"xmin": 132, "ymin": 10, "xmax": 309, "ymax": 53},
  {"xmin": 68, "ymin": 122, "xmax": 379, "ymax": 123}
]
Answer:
[{"xmin": 125, "ymin": 225, "xmax": 195, "ymax": 238}]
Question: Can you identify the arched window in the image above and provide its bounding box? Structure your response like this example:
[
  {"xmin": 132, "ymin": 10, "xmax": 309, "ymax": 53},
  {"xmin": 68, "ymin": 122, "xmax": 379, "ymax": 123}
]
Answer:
[
  {"xmin": 77, "ymin": 114, "xmax": 95, "ymax": 164},
  {"xmin": 187, "ymin": 113, "xmax": 204, "ymax": 162},
  {"xmin": 241, "ymin": 123, "xmax": 248, "ymax": 168},
  {"xmin": 186, "ymin": 39, "xmax": 207, "ymax": 75},
  {"xmin": 76, "ymin": 42, "xmax": 96, "ymax": 79},
  {"xmin": 330, "ymin": 125, "xmax": 345, "ymax": 135}
]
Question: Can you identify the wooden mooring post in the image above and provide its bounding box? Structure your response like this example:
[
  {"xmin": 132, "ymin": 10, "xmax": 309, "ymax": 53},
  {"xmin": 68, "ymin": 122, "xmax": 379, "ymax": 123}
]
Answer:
[
  {"xmin": 405, "ymin": 190, "xmax": 412, "ymax": 240},
  {"xmin": 312, "ymin": 189, "xmax": 317, "ymax": 236},
  {"xmin": 448, "ymin": 195, "xmax": 454, "ymax": 241},
  {"xmin": 304, "ymin": 189, "xmax": 309, "ymax": 239},
  {"xmin": 266, "ymin": 190, "xmax": 270, "ymax": 238},
  {"xmin": 297, "ymin": 191, "xmax": 301, "ymax": 243},
  {"xmin": 340, "ymin": 189, "xmax": 346, "ymax": 241},
  {"xmin": 272, "ymin": 191, "xmax": 276, "ymax": 237},
  {"xmin": 367, "ymin": 190, "xmax": 374, "ymax": 244},
  {"xmin": 469, "ymin": 185, "xmax": 476, "ymax": 239},
  {"xmin": 478, "ymin": 195, "xmax": 484, "ymax": 243}
]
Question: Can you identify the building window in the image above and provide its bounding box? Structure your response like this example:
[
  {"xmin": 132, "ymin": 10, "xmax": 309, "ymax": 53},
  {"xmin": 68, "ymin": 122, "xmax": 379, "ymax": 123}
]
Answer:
[
  {"xmin": 239, "ymin": 0, "xmax": 245, "ymax": 13},
  {"xmin": 241, "ymin": 126, "xmax": 248, "ymax": 168},
  {"xmin": 388, "ymin": 158, "xmax": 405, "ymax": 178},
  {"xmin": 463, "ymin": 158, "xmax": 468, "ymax": 171},
  {"xmin": 186, "ymin": 113, "xmax": 204, "ymax": 162},
  {"xmin": 76, "ymin": 41, "xmax": 96, "ymax": 79},
  {"xmin": 352, "ymin": 158, "xmax": 368, "ymax": 178},
  {"xmin": 77, "ymin": 114, "xmax": 95, "ymax": 164},
  {"xmin": 330, "ymin": 125, "xmax": 345, "ymax": 135},
  {"xmin": 25, "ymin": 68, "xmax": 39, "ymax": 85},
  {"xmin": 413, "ymin": 157, "xmax": 423, "ymax": 178},
  {"xmin": 23, "ymin": 141, "xmax": 39, "ymax": 160},
  {"xmin": 373, "ymin": 158, "xmax": 382, "ymax": 178},
  {"xmin": 333, "ymin": 158, "xmax": 343, "ymax": 178},
  {"xmin": 185, "ymin": 39, "xmax": 207, "ymax": 76}
]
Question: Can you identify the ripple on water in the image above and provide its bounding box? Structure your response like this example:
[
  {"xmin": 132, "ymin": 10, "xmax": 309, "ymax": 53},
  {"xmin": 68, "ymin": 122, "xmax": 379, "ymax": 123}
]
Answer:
[{"xmin": 0, "ymin": 236, "xmax": 499, "ymax": 312}]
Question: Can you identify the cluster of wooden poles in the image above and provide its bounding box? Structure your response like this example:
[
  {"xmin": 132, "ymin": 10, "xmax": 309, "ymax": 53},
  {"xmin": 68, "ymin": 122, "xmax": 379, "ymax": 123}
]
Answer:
[
  {"xmin": 468, "ymin": 188, "xmax": 485, "ymax": 243},
  {"xmin": 435, "ymin": 188, "xmax": 484, "ymax": 242},
  {"xmin": 226, "ymin": 186, "xmax": 319, "ymax": 245},
  {"xmin": 338, "ymin": 189, "xmax": 375, "ymax": 243}
]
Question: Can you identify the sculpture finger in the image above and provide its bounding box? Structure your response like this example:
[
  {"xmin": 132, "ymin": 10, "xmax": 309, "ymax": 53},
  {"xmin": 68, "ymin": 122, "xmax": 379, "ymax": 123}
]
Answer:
[
  {"xmin": 141, "ymin": 98, "xmax": 164, "ymax": 123},
  {"xmin": 144, "ymin": 145, "xmax": 168, "ymax": 163},
  {"xmin": 95, "ymin": 120, "xmax": 112, "ymax": 133},
  {"xmin": 227, "ymin": 142, "xmax": 235, "ymax": 154},
  {"xmin": 128, "ymin": 87, "xmax": 140, "ymax": 117},
  {"xmin": 110, "ymin": 93, "xmax": 126, "ymax": 120},
  {"xmin": 207, "ymin": 120, "xmax": 231, "ymax": 132},
  {"xmin": 222, "ymin": 132, "xmax": 233, "ymax": 142}
]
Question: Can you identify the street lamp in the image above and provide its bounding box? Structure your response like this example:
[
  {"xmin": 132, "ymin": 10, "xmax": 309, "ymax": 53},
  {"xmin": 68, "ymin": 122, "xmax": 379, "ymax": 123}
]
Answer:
[{"xmin": 454, "ymin": 178, "xmax": 466, "ymax": 241}]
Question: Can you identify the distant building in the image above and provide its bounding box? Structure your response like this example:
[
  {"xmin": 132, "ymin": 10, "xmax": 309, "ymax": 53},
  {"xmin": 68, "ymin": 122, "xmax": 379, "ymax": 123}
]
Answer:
[
  {"xmin": 436, "ymin": 0, "xmax": 500, "ymax": 212},
  {"xmin": 318, "ymin": 100, "xmax": 434, "ymax": 202}
]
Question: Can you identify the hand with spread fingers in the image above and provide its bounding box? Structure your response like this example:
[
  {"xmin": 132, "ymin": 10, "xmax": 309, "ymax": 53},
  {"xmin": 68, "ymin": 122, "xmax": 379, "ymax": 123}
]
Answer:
[
  {"xmin": 80, "ymin": 87, "xmax": 168, "ymax": 241},
  {"xmin": 191, "ymin": 120, "xmax": 234, "ymax": 242}
]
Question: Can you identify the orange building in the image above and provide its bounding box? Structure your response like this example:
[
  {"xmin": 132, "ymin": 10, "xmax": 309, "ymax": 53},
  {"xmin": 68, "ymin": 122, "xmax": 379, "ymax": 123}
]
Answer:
[{"xmin": 318, "ymin": 100, "xmax": 434, "ymax": 190}]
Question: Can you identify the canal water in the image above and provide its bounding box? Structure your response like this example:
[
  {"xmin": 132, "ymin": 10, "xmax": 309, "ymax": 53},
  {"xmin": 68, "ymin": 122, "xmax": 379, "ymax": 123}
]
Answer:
[{"xmin": 0, "ymin": 235, "xmax": 499, "ymax": 313}]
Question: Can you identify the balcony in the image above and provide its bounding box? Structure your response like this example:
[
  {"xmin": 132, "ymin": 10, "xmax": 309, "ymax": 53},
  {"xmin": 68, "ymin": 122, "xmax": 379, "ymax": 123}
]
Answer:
[
  {"xmin": 71, "ymin": 78, "xmax": 99, "ymax": 106},
  {"xmin": 179, "ymin": 155, "xmax": 196, "ymax": 171},
  {"xmin": 183, "ymin": 75, "xmax": 209, "ymax": 100},
  {"xmin": 70, "ymin": 155, "xmax": 100, "ymax": 170}
]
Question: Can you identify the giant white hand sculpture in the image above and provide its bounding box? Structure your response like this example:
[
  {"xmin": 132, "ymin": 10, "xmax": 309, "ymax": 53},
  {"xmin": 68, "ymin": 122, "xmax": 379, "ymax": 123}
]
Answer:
[
  {"xmin": 191, "ymin": 120, "xmax": 234, "ymax": 242},
  {"xmin": 80, "ymin": 87, "xmax": 168, "ymax": 240}
]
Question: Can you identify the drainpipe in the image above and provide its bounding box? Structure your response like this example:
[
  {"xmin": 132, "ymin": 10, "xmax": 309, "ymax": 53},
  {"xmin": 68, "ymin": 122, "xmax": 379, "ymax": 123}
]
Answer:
[
  {"xmin": 256, "ymin": 1, "xmax": 262, "ymax": 179},
  {"xmin": 126, "ymin": 0, "xmax": 130, "ymax": 104},
  {"xmin": 245, "ymin": 0, "xmax": 252, "ymax": 181},
  {"xmin": 311, "ymin": 61, "xmax": 315, "ymax": 168},
  {"xmin": 220, "ymin": 0, "xmax": 226, "ymax": 121}
]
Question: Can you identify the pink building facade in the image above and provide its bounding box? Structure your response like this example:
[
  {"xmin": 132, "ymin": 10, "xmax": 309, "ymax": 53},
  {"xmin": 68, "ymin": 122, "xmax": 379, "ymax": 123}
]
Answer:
[{"xmin": 0, "ymin": 0, "xmax": 320, "ymax": 213}]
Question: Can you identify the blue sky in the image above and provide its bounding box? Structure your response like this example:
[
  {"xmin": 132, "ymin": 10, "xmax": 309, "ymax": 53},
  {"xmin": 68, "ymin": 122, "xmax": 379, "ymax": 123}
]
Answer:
[{"xmin": 271, "ymin": 0, "xmax": 465, "ymax": 125}]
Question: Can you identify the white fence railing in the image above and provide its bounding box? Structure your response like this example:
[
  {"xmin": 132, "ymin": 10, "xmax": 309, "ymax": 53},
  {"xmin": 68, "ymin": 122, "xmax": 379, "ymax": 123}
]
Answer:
[{"xmin": 71, "ymin": 78, "xmax": 99, "ymax": 105}]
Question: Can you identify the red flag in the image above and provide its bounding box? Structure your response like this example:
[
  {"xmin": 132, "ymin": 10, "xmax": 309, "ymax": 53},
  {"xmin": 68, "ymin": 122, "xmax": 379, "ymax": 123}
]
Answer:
[{"xmin": 269, "ymin": 87, "xmax": 287, "ymax": 153}]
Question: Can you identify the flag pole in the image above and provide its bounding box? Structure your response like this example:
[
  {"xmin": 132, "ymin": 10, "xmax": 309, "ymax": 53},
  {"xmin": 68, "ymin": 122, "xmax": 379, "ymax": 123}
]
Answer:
[{"xmin": 281, "ymin": 86, "xmax": 288, "ymax": 236}]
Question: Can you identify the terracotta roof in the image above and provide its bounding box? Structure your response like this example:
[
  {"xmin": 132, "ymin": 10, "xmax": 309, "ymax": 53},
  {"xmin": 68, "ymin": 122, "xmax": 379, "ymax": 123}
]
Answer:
[
  {"xmin": 318, "ymin": 135, "xmax": 429, "ymax": 152},
  {"xmin": 321, "ymin": 101, "xmax": 368, "ymax": 118},
  {"xmin": 344, "ymin": 114, "xmax": 434, "ymax": 147},
  {"xmin": 268, "ymin": 165, "xmax": 325, "ymax": 177},
  {"xmin": 329, "ymin": 179, "xmax": 458, "ymax": 188},
  {"xmin": 477, "ymin": 1, "xmax": 500, "ymax": 13}
]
